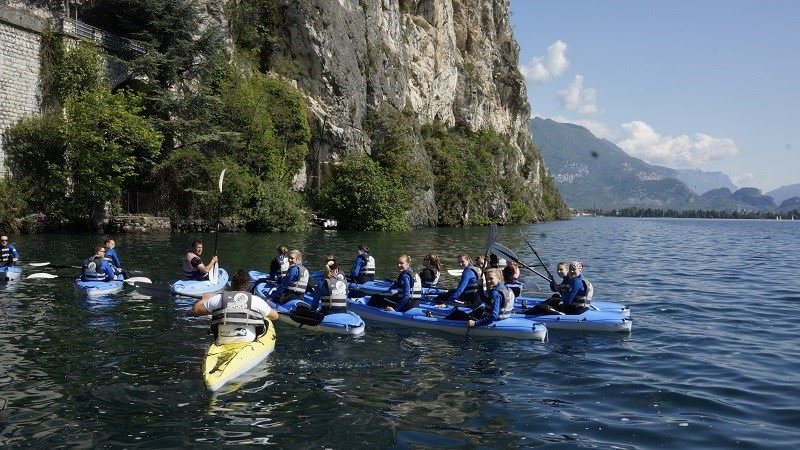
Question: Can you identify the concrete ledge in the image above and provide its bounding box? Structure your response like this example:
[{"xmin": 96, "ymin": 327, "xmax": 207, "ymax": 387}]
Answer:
[{"xmin": 0, "ymin": 6, "xmax": 49, "ymax": 34}]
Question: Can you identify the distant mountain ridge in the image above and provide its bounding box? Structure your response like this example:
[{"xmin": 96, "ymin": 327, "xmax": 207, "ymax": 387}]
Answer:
[
  {"xmin": 766, "ymin": 183, "xmax": 800, "ymax": 204},
  {"xmin": 532, "ymin": 118, "xmax": 778, "ymax": 211}
]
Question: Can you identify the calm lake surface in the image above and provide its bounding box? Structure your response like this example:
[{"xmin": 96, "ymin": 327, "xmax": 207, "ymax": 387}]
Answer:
[{"xmin": 1, "ymin": 217, "xmax": 798, "ymax": 448}]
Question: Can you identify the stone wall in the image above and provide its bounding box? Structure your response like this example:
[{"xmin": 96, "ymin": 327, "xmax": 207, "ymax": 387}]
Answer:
[{"xmin": 0, "ymin": 5, "xmax": 47, "ymax": 176}]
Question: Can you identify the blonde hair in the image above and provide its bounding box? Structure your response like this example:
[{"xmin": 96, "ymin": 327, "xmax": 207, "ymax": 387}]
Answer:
[
  {"xmin": 324, "ymin": 261, "xmax": 339, "ymax": 279},
  {"xmin": 288, "ymin": 249, "xmax": 302, "ymax": 262},
  {"xmin": 485, "ymin": 268, "xmax": 504, "ymax": 282},
  {"xmin": 398, "ymin": 254, "xmax": 411, "ymax": 264}
]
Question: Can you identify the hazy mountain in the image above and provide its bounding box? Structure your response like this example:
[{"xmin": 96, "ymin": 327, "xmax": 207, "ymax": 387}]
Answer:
[
  {"xmin": 766, "ymin": 183, "xmax": 800, "ymax": 204},
  {"xmin": 532, "ymin": 117, "xmax": 776, "ymax": 211},
  {"xmin": 779, "ymin": 196, "xmax": 800, "ymax": 211},
  {"xmin": 673, "ymin": 168, "xmax": 737, "ymax": 195}
]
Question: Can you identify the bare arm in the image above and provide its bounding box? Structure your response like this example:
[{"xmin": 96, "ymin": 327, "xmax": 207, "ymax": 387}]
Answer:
[{"xmin": 191, "ymin": 293, "xmax": 213, "ymax": 316}]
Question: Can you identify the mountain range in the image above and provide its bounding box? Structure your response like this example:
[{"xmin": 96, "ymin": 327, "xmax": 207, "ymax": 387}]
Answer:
[
  {"xmin": 531, "ymin": 118, "xmax": 791, "ymax": 211},
  {"xmin": 766, "ymin": 183, "xmax": 800, "ymax": 204}
]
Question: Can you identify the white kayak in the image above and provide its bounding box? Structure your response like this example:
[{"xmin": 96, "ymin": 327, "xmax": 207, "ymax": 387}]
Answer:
[{"xmin": 171, "ymin": 268, "xmax": 229, "ymax": 297}]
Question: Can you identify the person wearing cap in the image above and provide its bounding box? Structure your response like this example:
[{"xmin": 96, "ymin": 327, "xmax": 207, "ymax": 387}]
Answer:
[{"xmin": 0, "ymin": 235, "xmax": 20, "ymax": 266}]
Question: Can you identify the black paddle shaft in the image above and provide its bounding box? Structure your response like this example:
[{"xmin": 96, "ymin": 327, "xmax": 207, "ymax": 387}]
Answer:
[{"xmin": 520, "ymin": 233, "xmax": 555, "ymax": 282}]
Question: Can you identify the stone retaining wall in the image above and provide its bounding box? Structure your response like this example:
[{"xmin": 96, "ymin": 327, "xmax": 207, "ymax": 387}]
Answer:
[{"xmin": 106, "ymin": 215, "xmax": 247, "ymax": 233}]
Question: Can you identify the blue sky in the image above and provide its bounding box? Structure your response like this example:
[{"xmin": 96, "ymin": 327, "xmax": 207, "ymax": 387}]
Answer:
[{"xmin": 510, "ymin": 0, "xmax": 799, "ymax": 191}]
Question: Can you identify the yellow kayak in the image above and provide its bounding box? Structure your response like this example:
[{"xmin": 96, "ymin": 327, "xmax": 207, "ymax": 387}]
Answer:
[{"xmin": 203, "ymin": 320, "xmax": 277, "ymax": 392}]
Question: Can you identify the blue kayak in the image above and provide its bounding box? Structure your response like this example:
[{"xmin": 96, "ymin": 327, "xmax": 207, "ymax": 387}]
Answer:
[
  {"xmin": 75, "ymin": 274, "xmax": 125, "ymax": 297},
  {"xmin": 171, "ymin": 268, "xmax": 229, "ymax": 297},
  {"xmin": 347, "ymin": 296, "xmax": 548, "ymax": 341},
  {"xmin": 0, "ymin": 266, "xmax": 22, "ymax": 282},
  {"xmin": 252, "ymin": 281, "xmax": 366, "ymax": 336},
  {"xmin": 349, "ymin": 279, "xmax": 442, "ymax": 297}
]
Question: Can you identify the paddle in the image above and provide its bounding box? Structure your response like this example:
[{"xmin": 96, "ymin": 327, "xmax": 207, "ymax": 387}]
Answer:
[
  {"xmin": 289, "ymin": 303, "xmax": 325, "ymax": 327},
  {"xmin": 26, "ymin": 273, "xmax": 58, "ymax": 279},
  {"xmin": 519, "ymin": 232, "xmax": 555, "ymax": 283},
  {"xmin": 131, "ymin": 281, "xmax": 204, "ymax": 299},
  {"xmin": 491, "ymin": 241, "xmax": 551, "ymax": 283},
  {"xmin": 208, "ymin": 168, "xmax": 226, "ymax": 286}
]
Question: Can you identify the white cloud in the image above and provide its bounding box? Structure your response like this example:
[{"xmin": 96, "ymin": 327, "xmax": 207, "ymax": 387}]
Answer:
[
  {"xmin": 520, "ymin": 40, "xmax": 569, "ymax": 83},
  {"xmin": 617, "ymin": 120, "xmax": 740, "ymax": 168},
  {"xmin": 731, "ymin": 173, "xmax": 755, "ymax": 187},
  {"xmin": 558, "ymin": 75, "xmax": 600, "ymax": 115}
]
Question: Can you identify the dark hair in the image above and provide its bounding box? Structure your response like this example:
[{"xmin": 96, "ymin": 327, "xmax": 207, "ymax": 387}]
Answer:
[
  {"xmin": 93, "ymin": 244, "xmax": 105, "ymax": 254},
  {"xmin": 191, "ymin": 240, "xmax": 203, "ymax": 248},
  {"xmin": 277, "ymin": 245, "xmax": 288, "ymax": 254},
  {"xmin": 231, "ymin": 270, "xmax": 250, "ymax": 290},
  {"xmin": 357, "ymin": 244, "xmax": 369, "ymax": 252},
  {"xmin": 103, "ymin": 237, "xmax": 114, "ymax": 245},
  {"xmin": 424, "ymin": 253, "xmax": 442, "ymax": 270}
]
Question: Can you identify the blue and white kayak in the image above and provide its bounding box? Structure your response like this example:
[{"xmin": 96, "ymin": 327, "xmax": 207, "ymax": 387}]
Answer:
[
  {"xmin": 349, "ymin": 279, "xmax": 442, "ymax": 297},
  {"xmin": 75, "ymin": 274, "xmax": 125, "ymax": 297},
  {"xmin": 516, "ymin": 296, "xmax": 630, "ymax": 318},
  {"xmin": 416, "ymin": 302, "xmax": 631, "ymax": 332},
  {"xmin": 0, "ymin": 266, "xmax": 22, "ymax": 282},
  {"xmin": 171, "ymin": 268, "xmax": 229, "ymax": 297},
  {"xmin": 347, "ymin": 296, "xmax": 547, "ymax": 341},
  {"xmin": 253, "ymin": 283, "xmax": 366, "ymax": 336}
]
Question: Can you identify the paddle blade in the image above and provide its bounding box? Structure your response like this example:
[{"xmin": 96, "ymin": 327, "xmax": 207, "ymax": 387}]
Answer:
[
  {"xmin": 446, "ymin": 269, "xmax": 463, "ymax": 277},
  {"xmin": 28, "ymin": 262, "xmax": 51, "ymax": 267},
  {"xmin": 218, "ymin": 168, "xmax": 227, "ymax": 193},
  {"xmin": 492, "ymin": 241, "xmax": 520, "ymax": 264},
  {"xmin": 208, "ymin": 262, "xmax": 219, "ymax": 284},
  {"xmin": 133, "ymin": 281, "xmax": 173, "ymax": 298},
  {"xmin": 27, "ymin": 273, "xmax": 58, "ymax": 279},
  {"xmin": 124, "ymin": 277, "xmax": 153, "ymax": 285}
]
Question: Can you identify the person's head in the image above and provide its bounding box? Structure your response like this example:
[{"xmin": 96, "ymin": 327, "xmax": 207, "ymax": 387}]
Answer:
[
  {"xmin": 231, "ymin": 269, "xmax": 250, "ymax": 290},
  {"xmin": 357, "ymin": 244, "xmax": 368, "ymax": 255},
  {"xmin": 474, "ymin": 255, "xmax": 485, "ymax": 267},
  {"xmin": 556, "ymin": 261, "xmax": 569, "ymax": 278},
  {"xmin": 0, "ymin": 235, "xmax": 8, "ymax": 246},
  {"xmin": 93, "ymin": 243, "xmax": 106, "ymax": 257},
  {"xmin": 276, "ymin": 245, "xmax": 288, "ymax": 256},
  {"xmin": 325, "ymin": 254, "xmax": 337, "ymax": 265},
  {"xmin": 569, "ymin": 261, "xmax": 583, "ymax": 277},
  {"xmin": 104, "ymin": 238, "xmax": 116, "ymax": 249},
  {"xmin": 287, "ymin": 249, "xmax": 302, "ymax": 265},
  {"xmin": 458, "ymin": 252, "xmax": 471, "ymax": 268},
  {"xmin": 324, "ymin": 260, "xmax": 341, "ymax": 279},
  {"xmin": 191, "ymin": 240, "xmax": 203, "ymax": 254},
  {"xmin": 489, "ymin": 253, "xmax": 499, "ymax": 267},
  {"xmin": 485, "ymin": 268, "xmax": 504, "ymax": 289},
  {"xmin": 397, "ymin": 254, "xmax": 411, "ymax": 272},
  {"xmin": 423, "ymin": 253, "xmax": 440, "ymax": 269}
]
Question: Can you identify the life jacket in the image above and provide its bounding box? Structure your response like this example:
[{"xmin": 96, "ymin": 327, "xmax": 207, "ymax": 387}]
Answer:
[
  {"xmin": 420, "ymin": 267, "xmax": 440, "ymax": 287},
  {"xmin": 183, "ymin": 252, "xmax": 202, "ymax": 279},
  {"xmin": 82, "ymin": 256, "xmax": 107, "ymax": 281},
  {"xmin": 278, "ymin": 255, "xmax": 290, "ymax": 280},
  {"xmin": 571, "ymin": 277, "xmax": 594, "ymax": 307},
  {"xmin": 354, "ymin": 253, "xmax": 376, "ymax": 282},
  {"xmin": 463, "ymin": 265, "xmax": 480, "ymax": 296},
  {"xmin": 0, "ymin": 245, "xmax": 14, "ymax": 265},
  {"xmin": 321, "ymin": 277, "xmax": 348, "ymax": 310},
  {"xmin": 286, "ymin": 265, "xmax": 309, "ymax": 297},
  {"xmin": 210, "ymin": 291, "xmax": 265, "ymax": 338},
  {"xmin": 490, "ymin": 284, "xmax": 515, "ymax": 320}
]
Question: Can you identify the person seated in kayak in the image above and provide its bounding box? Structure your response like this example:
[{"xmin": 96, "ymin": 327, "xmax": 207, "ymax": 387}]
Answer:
[
  {"xmin": 183, "ymin": 240, "xmax": 218, "ymax": 281},
  {"xmin": 367, "ymin": 254, "xmax": 422, "ymax": 312},
  {"xmin": 0, "ymin": 235, "xmax": 20, "ymax": 266},
  {"xmin": 350, "ymin": 244, "xmax": 376, "ymax": 284},
  {"xmin": 502, "ymin": 260, "xmax": 522, "ymax": 296},
  {"xmin": 268, "ymin": 249, "xmax": 309, "ymax": 304},
  {"xmin": 308, "ymin": 260, "xmax": 349, "ymax": 315},
  {"xmin": 433, "ymin": 252, "xmax": 480, "ymax": 307},
  {"xmin": 269, "ymin": 245, "xmax": 289, "ymax": 282},
  {"xmin": 468, "ymin": 268, "xmax": 515, "ymax": 327},
  {"xmin": 556, "ymin": 261, "xmax": 593, "ymax": 315},
  {"xmin": 522, "ymin": 261, "xmax": 570, "ymax": 315},
  {"xmin": 81, "ymin": 244, "xmax": 116, "ymax": 282},
  {"xmin": 419, "ymin": 253, "xmax": 441, "ymax": 288},
  {"xmin": 191, "ymin": 269, "xmax": 279, "ymax": 344},
  {"xmin": 103, "ymin": 238, "xmax": 125, "ymax": 276}
]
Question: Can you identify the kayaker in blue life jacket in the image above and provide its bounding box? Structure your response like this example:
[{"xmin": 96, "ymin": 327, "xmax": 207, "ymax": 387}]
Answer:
[
  {"xmin": 522, "ymin": 261, "xmax": 570, "ymax": 315},
  {"xmin": 557, "ymin": 261, "xmax": 593, "ymax": 315},
  {"xmin": 434, "ymin": 252, "xmax": 480, "ymax": 307},
  {"xmin": 192, "ymin": 269, "xmax": 279, "ymax": 344},
  {"xmin": 269, "ymin": 249, "xmax": 309, "ymax": 304},
  {"xmin": 367, "ymin": 254, "xmax": 421, "ymax": 312},
  {"xmin": 419, "ymin": 253, "xmax": 441, "ymax": 288},
  {"xmin": 350, "ymin": 244, "xmax": 376, "ymax": 284},
  {"xmin": 81, "ymin": 244, "xmax": 115, "ymax": 282},
  {"xmin": 468, "ymin": 268, "xmax": 515, "ymax": 327},
  {"xmin": 103, "ymin": 238, "xmax": 125, "ymax": 276},
  {"xmin": 269, "ymin": 245, "xmax": 289, "ymax": 282},
  {"xmin": 0, "ymin": 235, "xmax": 20, "ymax": 266},
  {"xmin": 308, "ymin": 260, "xmax": 349, "ymax": 315},
  {"xmin": 183, "ymin": 240, "xmax": 218, "ymax": 281}
]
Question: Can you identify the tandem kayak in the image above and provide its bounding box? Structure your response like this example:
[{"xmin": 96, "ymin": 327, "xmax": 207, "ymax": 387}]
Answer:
[
  {"xmin": 349, "ymin": 279, "xmax": 442, "ymax": 297},
  {"xmin": 203, "ymin": 319, "xmax": 276, "ymax": 392},
  {"xmin": 75, "ymin": 274, "xmax": 125, "ymax": 297},
  {"xmin": 347, "ymin": 296, "xmax": 548, "ymax": 341},
  {"xmin": 416, "ymin": 302, "xmax": 632, "ymax": 332},
  {"xmin": 0, "ymin": 266, "xmax": 22, "ymax": 282},
  {"xmin": 171, "ymin": 268, "xmax": 229, "ymax": 297},
  {"xmin": 252, "ymin": 282, "xmax": 366, "ymax": 336}
]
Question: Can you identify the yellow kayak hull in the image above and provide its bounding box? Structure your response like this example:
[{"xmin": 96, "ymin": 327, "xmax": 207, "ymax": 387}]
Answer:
[{"xmin": 203, "ymin": 320, "xmax": 277, "ymax": 392}]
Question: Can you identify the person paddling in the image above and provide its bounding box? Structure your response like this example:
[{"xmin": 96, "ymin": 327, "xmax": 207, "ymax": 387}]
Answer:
[
  {"xmin": 308, "ymin": 260, "xmax": 349, "ymax": 315},
  {"xmin": 434, "ymin": 252, "xmax": 480, "ymax": 307},
  {"xmin": 0, "ymin": 235, "xmax": 20, "ymax": 266},
  {"xmin": 192, "ymin": 269, "xmax": 279, "ymax": 344},
  {"xmin": 103, "ymin": 238, "xmax": 125, "ymax": 277},
  {"xmin": 268, "ymin": 250, "xmax": 309, "ymax": 304},
  {"xmin": 523, "ymin": 261, "xmax": 569, "ymax": 315},
  {"xmin": 350, "ymin": 244, "xmax": 376, "ymax": 284},
  {"xmin": 183, "ymin": 240, "xmax": 218, "ymax": 281},
  {"xmin": 81, "ymin": 244, "xmax": 115, "ymax": 282},
  {"xmin": 367, "ymin": 254, "xmax": 421, "ymax": 312}
]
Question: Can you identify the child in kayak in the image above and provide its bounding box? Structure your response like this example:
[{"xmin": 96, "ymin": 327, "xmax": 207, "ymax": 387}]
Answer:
[
  {"xmin": 81, "ymin": 244, "xmax": 115, "ymax": 282},
  {"xmin": 367, "ymin": 254, "xmax": 421, "ymax": 312},
  {"xmin": 419, "ymin": 253, "xmax": 441, "ymax": 287},
  {"xmin": 308, "ymin": 261, "xmax": 349, "ymax": 315},
  {"xmin": 268, "ymin": 250, "xmax": 309, "ymax": 304},
  {"xmin": 350, "ymin": 244, "xmax": 376, "ymax": 284}
]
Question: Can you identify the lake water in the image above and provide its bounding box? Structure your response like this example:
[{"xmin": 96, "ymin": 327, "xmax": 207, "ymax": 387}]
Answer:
[{"xmin": 1, "ymin": 217, "xmax": 798, "ymax": 448}]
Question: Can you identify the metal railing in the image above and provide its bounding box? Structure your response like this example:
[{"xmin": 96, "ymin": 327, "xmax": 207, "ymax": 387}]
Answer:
[{"xmin": 61, "ymin": 17, "xmax": 147, "ymax": 54}]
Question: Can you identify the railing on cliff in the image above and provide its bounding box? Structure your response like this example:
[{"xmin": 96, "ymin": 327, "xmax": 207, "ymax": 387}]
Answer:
[{"xmin": 61, "ymin": 17, "xmax": 146, "ymax": 55}]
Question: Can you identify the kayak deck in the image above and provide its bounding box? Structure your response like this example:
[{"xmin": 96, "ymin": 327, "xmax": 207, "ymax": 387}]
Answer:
[{"xmin": 203, "ymin": 319, "xmax": 277, "ymax": 392}]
